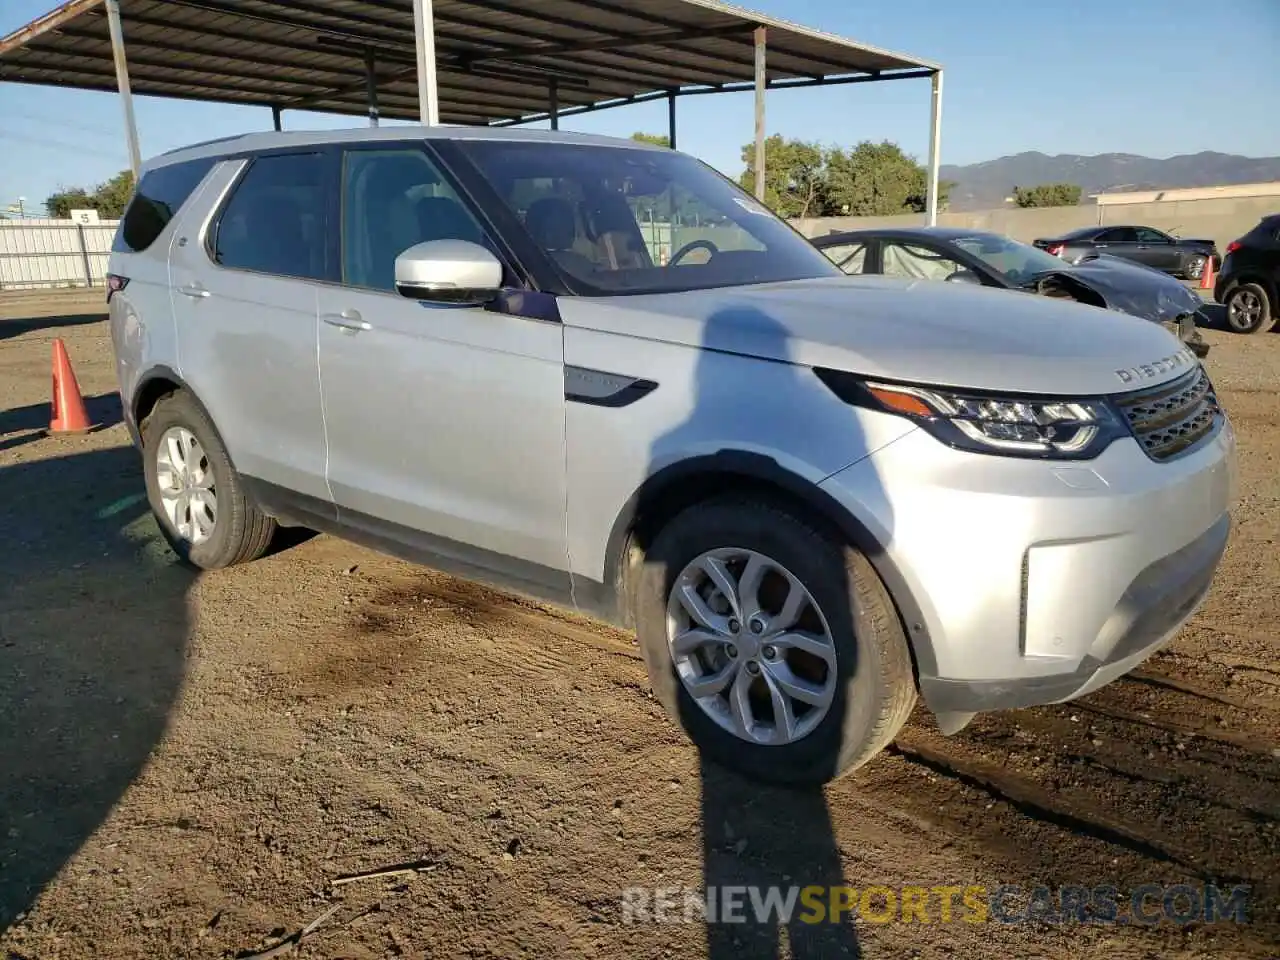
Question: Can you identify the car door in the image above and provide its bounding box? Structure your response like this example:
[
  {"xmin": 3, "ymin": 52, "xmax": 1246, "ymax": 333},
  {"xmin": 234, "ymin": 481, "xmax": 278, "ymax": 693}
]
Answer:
[
  {"xmin": 1131, "ymin": 226, "xmax": 1177, "ymax": 271},
  {"xmin": 1092, "ymin": 226, "xmax": 1142, "ymax": 266},
  {"xmin": 317, "ymin": 142, "xmax": 569, "ymax": 580},
  {"xmin": 169, "ymin": 150, "xmax": 334, "ymax": 510}
]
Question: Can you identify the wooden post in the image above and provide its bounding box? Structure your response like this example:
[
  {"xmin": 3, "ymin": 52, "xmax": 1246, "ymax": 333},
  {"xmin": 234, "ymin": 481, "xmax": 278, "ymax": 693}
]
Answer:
[{"xmin": 753, "ymin": 27, "xmax": 766, "ymax": 202}]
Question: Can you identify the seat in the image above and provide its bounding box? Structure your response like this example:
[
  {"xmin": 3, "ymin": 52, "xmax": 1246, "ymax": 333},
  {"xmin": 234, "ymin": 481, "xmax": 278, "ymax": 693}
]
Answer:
[{"xmin": 525, "ymin": 197, "xmax": 596, "ymax": 277}]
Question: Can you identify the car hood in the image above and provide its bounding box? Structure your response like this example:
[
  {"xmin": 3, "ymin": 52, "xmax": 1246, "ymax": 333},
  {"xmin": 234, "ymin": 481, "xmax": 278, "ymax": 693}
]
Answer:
[
  {"xmin": 560, "ymin": 275, "xmax": 1196, "ymax": 396},
  {"xmin": 1054, "ymin": 256, "xmax": 1205, "ymax": 322}
]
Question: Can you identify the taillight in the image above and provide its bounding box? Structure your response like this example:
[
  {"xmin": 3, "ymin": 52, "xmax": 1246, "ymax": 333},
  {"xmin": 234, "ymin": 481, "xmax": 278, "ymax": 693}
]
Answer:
[
  {"xmin": 1047, "ymin": 244, "xmax": 1064, "ymax": 257},
  {"xmin": 106, "ymin": 273, "xmax": 130, "ymax": 301},
  {"xmin": 1225, "ymin": 241, "xmax": 1241, "ymax": 255}
]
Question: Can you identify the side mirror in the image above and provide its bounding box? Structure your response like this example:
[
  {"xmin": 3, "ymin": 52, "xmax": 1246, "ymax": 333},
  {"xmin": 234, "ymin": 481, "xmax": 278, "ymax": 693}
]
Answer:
[
  {"xmin": 944, "ymin": 269, "xmax": 982, "ymax": 285},
  {"xmin": 394, "ymin": 239, "xmax": 503, "ymax": 305}
]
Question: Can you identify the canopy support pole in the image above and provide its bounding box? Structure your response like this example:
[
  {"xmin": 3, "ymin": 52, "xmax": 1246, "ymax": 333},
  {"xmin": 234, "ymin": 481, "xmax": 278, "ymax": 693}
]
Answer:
[
  {"xmin": 667, "ymin": 90, "xmax": 677, "ymax": 149},
  {"xmin": 365, "ymin": 49, "xmax": 380, "ymax": 126},
  {"xmin": 753, "ymin": 27, "xmax": 767, "ymax": 202},
  {"xmin": 925, "ymin": 70, "xmax": 943, "ymax": 226},
  {"xmin": 270, "ymin": 104, "xmax": 282, "ymax": 131},
  {"xmin": 549, "ymin": 78, "xmax": 559, "ymax": 130},
  {"xmin": 104, "ymin": 0, "xmax": 141, "ymax": 178},
  {"xmin": 412, "ymin": 0, "xmax": 439, "ymax": 125}
]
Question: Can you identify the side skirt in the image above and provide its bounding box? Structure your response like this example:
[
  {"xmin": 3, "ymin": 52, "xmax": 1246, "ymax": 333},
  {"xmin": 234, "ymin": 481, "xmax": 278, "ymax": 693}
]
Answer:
[{"xmin": 241, "ymin": 477, "xmax": 624, "ymax": 627}]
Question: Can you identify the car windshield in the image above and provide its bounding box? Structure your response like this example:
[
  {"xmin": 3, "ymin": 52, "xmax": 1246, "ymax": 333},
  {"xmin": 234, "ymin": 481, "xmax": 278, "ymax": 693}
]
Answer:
[
  {"xmin": 455, "ymin": 140, "xmax": 842, "ymax": 295},
  {"xmin": 951, "ymin": 233, "xmax": 1069, "ymax": 285}
]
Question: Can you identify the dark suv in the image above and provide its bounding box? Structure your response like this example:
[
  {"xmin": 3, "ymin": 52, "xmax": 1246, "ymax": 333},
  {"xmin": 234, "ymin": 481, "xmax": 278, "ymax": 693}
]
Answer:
[{"xmin": 1214, "ymin": 214, "xmax": 1280, "ymax": 334}]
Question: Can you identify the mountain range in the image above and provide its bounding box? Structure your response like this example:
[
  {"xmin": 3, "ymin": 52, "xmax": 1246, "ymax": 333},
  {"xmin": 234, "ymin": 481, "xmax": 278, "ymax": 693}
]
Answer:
[{"xmin": 939, "ymin": 151, "xmax": 1280, "ymax": 211}]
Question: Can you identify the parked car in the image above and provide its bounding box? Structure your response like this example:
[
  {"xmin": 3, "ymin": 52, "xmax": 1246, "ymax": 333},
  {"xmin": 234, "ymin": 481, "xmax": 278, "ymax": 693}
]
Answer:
[
  {"xmin": 1213, "ymin": 213, "xmax": 1280, "ymax": 334},
  {"xmin": 1033, "ymin": 225, "xmax": 1219, "ymax": 280},
  {"xmin": 107, "ymin": 128, "xmax": 1235, "ymax": 786},
  {"xmin": 813, "ymin": 226, "xmax": 1210, "ymax": 357}
]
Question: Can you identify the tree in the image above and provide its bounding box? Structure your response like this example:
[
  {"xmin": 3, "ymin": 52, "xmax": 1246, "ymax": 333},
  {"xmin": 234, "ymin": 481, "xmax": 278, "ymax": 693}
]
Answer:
[
  {"xmin": 45, "ymin": 169, "xmax": 136, "ymax": 220},
  {"xmin": 738, "ymin": 135, "xmax": 829, "ymax": 218},
  {"xmin": 630, "ymin": 132, "xmax": 671, "ymax": 148},
  {"xmin": 1012, "ymin": 183, "xmax": 1082, "ymax": 208},
  {"xmin": 824, "ymin": 140, "xmax": 950, "ymax": 216}
]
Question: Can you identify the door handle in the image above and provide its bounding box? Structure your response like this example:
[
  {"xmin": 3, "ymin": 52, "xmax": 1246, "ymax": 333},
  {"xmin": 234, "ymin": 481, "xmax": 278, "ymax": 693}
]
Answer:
[
  {"xmin": 179, "ymin": 282, "xmax": 209, "ymax": 299},
  {"xmin": 322, "ymin": 309, "xmax": 371, "ymax": 333}
]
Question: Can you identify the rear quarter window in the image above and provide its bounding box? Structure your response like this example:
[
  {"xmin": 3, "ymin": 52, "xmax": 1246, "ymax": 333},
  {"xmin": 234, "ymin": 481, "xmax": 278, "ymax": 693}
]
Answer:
[{"xmin": 112, "ymin": 158, "xmax": 216, "ymax": 254}]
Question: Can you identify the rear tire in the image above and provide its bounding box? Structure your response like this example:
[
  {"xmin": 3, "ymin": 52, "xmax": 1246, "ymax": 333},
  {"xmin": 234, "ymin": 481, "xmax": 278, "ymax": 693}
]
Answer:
[
  {"xmin": 1225, "ymin": 282, "xmax": 1275, "ymax": 334},
  {"xmin": 141, "ymin": 391, "xmax": 276, "ymax": 569},
  {"xmin": 632, "ymin": 495, "xmax": 917, "ymax": 786}
]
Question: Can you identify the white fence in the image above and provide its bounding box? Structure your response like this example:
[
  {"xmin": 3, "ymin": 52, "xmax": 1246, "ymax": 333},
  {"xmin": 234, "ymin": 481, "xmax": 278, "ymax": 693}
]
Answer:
[{"xmin": 0, "ymin": 219, "xmax": 119, "ymax": 290}]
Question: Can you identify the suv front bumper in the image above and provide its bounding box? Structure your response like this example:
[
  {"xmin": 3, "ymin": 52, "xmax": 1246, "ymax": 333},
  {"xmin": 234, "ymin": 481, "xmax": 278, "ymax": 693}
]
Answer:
[{"xmin": 819, "ymin": 415, "xmax": 1235, "ymax": 716}]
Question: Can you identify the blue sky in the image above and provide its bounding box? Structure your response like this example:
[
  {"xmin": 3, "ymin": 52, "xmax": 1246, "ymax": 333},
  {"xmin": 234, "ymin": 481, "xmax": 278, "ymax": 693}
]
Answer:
[{"xmin": 2, "ymin": 0, "xmax": 1278, "ymax": 214}]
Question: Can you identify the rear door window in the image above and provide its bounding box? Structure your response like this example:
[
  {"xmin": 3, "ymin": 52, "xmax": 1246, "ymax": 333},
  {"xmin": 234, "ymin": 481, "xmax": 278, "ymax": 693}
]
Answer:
[
  {"xmin": 1097, "ymin": 227, "xmax": 1137, "ymax": 243},
  {"xmin": 211, "ymin": 152, "xmax": 329, "ymax": 281},
  {"xmin": 112, "ymin": 157, "xmax": 216, "ymax": 253}
]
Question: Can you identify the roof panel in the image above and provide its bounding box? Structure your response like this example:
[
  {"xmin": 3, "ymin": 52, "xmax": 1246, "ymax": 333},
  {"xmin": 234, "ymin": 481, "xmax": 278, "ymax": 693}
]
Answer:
[{"xmin": 0, "ymin": 0, "xmax": 939, "ymax": 131}]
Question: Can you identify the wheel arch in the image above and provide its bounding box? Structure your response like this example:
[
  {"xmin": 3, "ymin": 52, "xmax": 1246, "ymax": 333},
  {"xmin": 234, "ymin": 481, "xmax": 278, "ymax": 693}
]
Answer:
[
  {"xmin": 130, "ymin": 366, "xmax": 238, "ymax": 468},
  {"xmin": 604, "ymin": 450, "xmax": 937, "ymax": 679}
]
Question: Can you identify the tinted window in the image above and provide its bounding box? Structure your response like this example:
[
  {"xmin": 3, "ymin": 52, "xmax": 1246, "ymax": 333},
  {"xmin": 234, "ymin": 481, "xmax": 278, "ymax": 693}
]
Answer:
[
  {"xmin": 213, "ymin": 152, "xmax": 328, "ymax": 280},
  {"xmin": 457, "ymin": 140, "xmax": 840, "ymax": 295},
  {"xmin": 819, "ymin": 242, "xmax": 868, "ymax": 274},
  {"xmin": 1134, "ymin": 227, "xmax": 1170, "ymax": 243},
  {"xmin": 112, "ymin": 157, "xmax": 215, "ymax": 253},
  {"xmin": 1097, "ymin": 227, "xmax": 1137, "ymax": 242},
  {"xmin": 341, "ymin": 147, "xmax": 491, "ymax": 292}
]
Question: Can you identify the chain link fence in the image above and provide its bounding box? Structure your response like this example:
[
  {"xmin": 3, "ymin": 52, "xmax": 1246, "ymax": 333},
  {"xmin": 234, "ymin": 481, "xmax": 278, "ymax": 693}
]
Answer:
[{"xmin": 0, "ymin": 220, "xmax": 119, "ymax": 290}]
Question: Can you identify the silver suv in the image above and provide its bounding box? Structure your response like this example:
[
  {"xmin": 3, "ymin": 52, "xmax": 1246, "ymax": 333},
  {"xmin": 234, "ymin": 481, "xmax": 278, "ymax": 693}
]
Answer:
[{"xmin": 107, "ymin": 127, "xmax": 1236, "ymax": 785}]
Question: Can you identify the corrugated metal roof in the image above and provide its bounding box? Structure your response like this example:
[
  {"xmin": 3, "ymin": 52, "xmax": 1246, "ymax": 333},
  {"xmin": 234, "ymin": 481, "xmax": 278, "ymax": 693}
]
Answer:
[{"xmin": 0, "ymin": 0, "xmax": 938, "ymax": 126}]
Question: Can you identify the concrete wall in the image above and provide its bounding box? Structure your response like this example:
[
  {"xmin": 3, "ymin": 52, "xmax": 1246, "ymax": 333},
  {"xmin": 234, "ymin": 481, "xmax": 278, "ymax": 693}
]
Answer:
[{"xmin": 791, "ymin": 195, "xmax": 1280, "ymax": 253}]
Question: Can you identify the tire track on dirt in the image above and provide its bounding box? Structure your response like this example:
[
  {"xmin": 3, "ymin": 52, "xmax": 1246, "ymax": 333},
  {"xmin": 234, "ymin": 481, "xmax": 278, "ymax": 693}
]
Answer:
[{"xmin": 887, "ymin": 734, "xmax": 1255, "ymax": 887}]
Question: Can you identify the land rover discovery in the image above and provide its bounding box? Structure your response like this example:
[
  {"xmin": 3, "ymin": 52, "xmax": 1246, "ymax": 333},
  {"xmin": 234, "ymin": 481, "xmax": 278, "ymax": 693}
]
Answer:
[{"xmin": 107, "ymin": 127, "xmax": 1236, "ymax": 785}]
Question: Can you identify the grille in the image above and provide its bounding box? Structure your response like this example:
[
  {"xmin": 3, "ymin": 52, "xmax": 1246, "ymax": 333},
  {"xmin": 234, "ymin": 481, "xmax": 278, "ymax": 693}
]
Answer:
[{"xmin": 1116, "ymin": 366, "xmax": 1221, "ymax": 461}]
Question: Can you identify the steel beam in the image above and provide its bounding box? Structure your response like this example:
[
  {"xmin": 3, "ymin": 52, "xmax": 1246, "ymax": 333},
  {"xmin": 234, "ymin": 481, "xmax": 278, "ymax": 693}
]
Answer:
[
  {"xmin": 925, "ymin": 70, "xmax": 943, "ymax": 226},
  {"xmin": 412, "ymin": 0, "xmax": 439, "ymax": 124},
  {"xmin": 753, "ymin": 27, "xmax": 766, "ymax": 202},
  {"xmin": 104, "ymin": 0, "xmax": 141, "ymax": 178}
]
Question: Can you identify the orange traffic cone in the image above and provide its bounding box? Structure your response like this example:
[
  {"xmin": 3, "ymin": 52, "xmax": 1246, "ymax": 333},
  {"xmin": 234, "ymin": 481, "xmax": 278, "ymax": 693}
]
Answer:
[
  {"xmin": 48, "ymin": 338, "xmax": 95, "ymax": 435},
  {"xmin": 1199, "ymin": 256, "xmax": 1215, "ymax": 291}
]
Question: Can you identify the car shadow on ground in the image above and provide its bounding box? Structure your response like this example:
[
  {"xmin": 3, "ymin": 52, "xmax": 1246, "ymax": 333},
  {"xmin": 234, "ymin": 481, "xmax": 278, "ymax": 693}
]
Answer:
[
  {"xmin": 0, "ymin": 394, "xmax": 124, "ymax": 455},
  {"xmin": 0, "ymin": 312, "xmax": 106, "ymax": 342},
  {"xmin": 0, "ymin": 445, "xmax": 192, "ymax": 931}
]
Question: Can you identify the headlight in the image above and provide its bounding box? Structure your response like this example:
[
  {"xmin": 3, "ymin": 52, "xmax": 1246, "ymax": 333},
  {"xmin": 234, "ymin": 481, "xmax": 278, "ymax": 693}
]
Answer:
[{"xmin": 814, "ymin": 368, "xmax": 1126, "ymax": 460}]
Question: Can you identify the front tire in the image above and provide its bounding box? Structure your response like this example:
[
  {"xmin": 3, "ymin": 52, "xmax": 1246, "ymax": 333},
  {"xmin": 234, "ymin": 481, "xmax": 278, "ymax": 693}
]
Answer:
[
  {"xmin": 1225, "ymin": 282, "xmax": 1275, "ymax": 334},
  {"xmin": 633, "ymin": 496, "xmax": 917, "ymax": 786},
  {"xmin": 141, "ymin": 391, "xmax": 276, "ymax": 569}
]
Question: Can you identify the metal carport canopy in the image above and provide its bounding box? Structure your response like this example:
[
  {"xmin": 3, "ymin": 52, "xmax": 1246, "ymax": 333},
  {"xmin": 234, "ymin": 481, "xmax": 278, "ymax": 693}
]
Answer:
[{"xmin": 0, "ymin": 0, "xmax": 945, "ymax": 221}]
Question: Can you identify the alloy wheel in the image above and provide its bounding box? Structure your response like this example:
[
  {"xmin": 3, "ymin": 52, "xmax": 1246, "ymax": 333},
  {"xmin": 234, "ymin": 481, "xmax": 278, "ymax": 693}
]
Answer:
[
  {"xmin": 155, "ymin": 425, "xmax": 217, "ymax": 544},
  {"xmin": 1227, "ymin": 290, "xmax": 1264, "ymax": 331},
  {"xmin": 665, "ymin": 548, "xmax": 838, "ymax": 746}
]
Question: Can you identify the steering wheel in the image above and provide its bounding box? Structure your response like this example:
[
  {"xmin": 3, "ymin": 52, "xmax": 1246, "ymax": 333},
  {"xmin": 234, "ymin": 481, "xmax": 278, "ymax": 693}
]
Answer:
[{"xmin": 668, "ymin": 239, "xmax": 720, "ymax": 266}]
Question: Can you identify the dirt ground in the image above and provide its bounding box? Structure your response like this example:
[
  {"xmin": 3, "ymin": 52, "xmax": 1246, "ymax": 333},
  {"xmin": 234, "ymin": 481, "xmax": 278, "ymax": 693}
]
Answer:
[{"xmin": 1, "ymin": 292, "xmax": 1277, "ymax": 960}]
